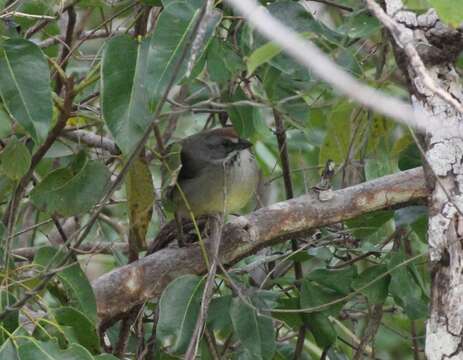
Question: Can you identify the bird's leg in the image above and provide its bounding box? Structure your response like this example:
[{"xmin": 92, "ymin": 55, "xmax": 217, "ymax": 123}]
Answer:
[{"xmin": 175, "ymin": 212, "xmax": 186, "ymax": 247}]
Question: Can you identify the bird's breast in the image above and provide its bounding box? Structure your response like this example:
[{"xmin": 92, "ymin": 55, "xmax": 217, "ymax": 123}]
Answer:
[{"xmin": 173, "ymin": 149, "xmax": 259, "ymax": 217}]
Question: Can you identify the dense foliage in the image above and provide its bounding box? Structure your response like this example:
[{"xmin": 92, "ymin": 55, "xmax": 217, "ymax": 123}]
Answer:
[{"xmin": 0, "ymin": 0, "xmax": 462, "ymax": 359}]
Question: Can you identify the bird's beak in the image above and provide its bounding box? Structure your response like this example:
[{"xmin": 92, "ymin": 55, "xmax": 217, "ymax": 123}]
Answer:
[{"xmin": 236, "ymin": 138, "xmax": 253, "ymax": 150}]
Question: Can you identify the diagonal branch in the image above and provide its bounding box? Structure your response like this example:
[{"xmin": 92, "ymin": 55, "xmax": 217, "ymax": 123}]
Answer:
[{"xmin": 93, "ymin": 167, "xmax": 428, "ymax": 323}]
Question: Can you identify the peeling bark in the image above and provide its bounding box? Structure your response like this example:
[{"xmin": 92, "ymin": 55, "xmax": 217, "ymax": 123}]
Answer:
[
  {"xmin": 383, "ymin": 1, "xmax": 463, "ymax": 358},
  {"xmin": 93, "ymin": 167, "xmax": 427, "ymax": 323}
]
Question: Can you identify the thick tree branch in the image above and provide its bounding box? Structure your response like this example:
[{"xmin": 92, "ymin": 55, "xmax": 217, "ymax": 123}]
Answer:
[{"xmin": 93, "ymin": 167, "xmax": 428, "ymax": 323}]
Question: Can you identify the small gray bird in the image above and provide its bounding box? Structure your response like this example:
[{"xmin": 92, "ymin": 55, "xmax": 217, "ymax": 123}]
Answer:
[
  {"xmin": 169, "ymin": 127, "xmax": 259, "ymax": 218},
  {"xmin": 151, "ymin": 127, "xmax": 259, "ymax": 251}
]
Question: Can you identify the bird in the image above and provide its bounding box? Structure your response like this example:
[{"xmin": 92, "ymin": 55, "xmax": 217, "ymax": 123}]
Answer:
[{"xmin": 149, "ymin": 127, "xmax": 259, "ymax": 252}]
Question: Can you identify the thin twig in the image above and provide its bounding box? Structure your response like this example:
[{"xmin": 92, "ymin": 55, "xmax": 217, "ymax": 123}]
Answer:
[
  {"xmin": 185, "ymin": 215, "xmax": 224, "ymax": 359},
  {"xmin": 62, "ymin": 129, "xmax": 120, "ymax": 155},
  {"xmin": 273, "ymin": 109, "xmax": 306, "ymax": 359},
  {"xmin": 0, "ymin": 11, "xmax": 55, "ymax": 20},
  {"xmin": 404, "ymin": 236, "xmax": 422, "ymax": 360},
  {"xmin": 38, "ymin": 28, "xmax": 131, "ymax": 48},
  {"xmin": 55, "ymin": 5, "xmax": 76, "ymax": 95}
]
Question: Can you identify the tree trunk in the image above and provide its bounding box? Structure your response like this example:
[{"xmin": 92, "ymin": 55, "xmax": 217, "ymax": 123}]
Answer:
[{"xmin": 384, "ymin": 1, "xmax": 463, "ymax": 358}]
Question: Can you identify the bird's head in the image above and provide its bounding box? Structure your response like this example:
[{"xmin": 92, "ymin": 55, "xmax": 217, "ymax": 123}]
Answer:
[{"xmin": 183, "ymin": 127, "xmax": 253, "ymax": 162}]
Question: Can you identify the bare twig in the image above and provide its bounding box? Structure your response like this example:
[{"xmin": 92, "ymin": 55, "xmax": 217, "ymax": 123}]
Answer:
[
  {"xmin": 185, "ymin": 215, "xmax": 224, "ymax": 359},
  {"xmin": 273, "ymin": 109, "xmax": 306, "ymax": 359},
  {"xmin": 38, "ymin": 28, "xmax": 131, "ymax": 48},
  {"xmin": 353, "ymin": 304, "xmax": 383, "ymax": 360},
  {"xmin": 404, "ymin": 236, "xmax": 422, "ymax": 360},
  {"xmin": 62, "ymin": 129, "xmax": 121, "ymax": 155},
  {"xmin": 55, "ymin": 6, "xmax": 76, "ymax": 94},
  {"xmin": 0, "ymin": 11, "xmax": 55, "ymax": 20},
  {"xmin": 12, "ymin": 242, "xmax": 128, "ymax": 261}
]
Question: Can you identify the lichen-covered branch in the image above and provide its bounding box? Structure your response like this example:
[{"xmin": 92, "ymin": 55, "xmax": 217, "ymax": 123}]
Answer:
[{"xmin": 93, "ymin": 167, "xmax": 427, "ymax": 323}]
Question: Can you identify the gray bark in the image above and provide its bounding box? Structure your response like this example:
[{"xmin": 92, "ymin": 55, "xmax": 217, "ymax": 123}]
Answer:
[{"xmin": 383, "ymin": 1, "xmax": 463, "ymax": 358}]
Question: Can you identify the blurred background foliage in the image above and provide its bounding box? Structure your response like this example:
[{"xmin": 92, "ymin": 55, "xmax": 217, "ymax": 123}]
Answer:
[{"xmin": 0, "ymin": 0, "xmax": 460, "ymax": 359}]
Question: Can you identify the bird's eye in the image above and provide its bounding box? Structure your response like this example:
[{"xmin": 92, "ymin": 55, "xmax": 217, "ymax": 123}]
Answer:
[{"xmin": 222, "ymin": 139, "xmax": 233, "ymax": 147}]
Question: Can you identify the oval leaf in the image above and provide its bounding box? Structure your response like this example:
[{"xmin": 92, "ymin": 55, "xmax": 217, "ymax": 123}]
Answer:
[
  {"xmin": 352, "ymin": 265, "xmax": 390, "ymax": 305},
  {"xmin": 34, "ymin": 247, "xmax": 98, "ymax": 321},
  {"xmin": 30, "ymin": 154, "xmax": 111, "ymax": 216},
  {"xmin": 101, "ymin": 35, "xmax": 151, "ymax": 154},
  {"xmin": 157, "ymin": 275, "xmax": 204, "ymax": 353},
  {"xmin": 230, "ymin": 297, "xmax": 276, "ymax": 360},
  {"xmin": 53, "ymin": 306, "xmax": 100, "ymax": 354},
  {"xmin": 17, "ymin": 339, "xmax": 93, "ymax": 360},
  {"xmin": 0, "ymin": 138, "xmax": 31, "ymax": 180},
  {"xmin": 126, "ymin": 157, "xmax": 154, "ymax": 251},
  {"xmin": 145, "ymin": 1, "xmax": 222, "ymax": 102},
  {"xmin": 0, "ymin": 39, "xmax": 52, "ymax": 141}
]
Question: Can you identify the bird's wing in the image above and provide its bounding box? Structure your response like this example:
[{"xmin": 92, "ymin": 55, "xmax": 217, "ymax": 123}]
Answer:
[{"xmin": 161, "ymin": 142, "xmax": 183, "ymax": 212}]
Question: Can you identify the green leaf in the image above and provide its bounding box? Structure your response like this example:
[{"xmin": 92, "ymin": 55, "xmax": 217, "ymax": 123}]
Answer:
[
  {"xmin": 30, "ymin": 153, "xmax": 111, "ymax": 217},
  {"xmin": 346, "ymin": 210, "xmax": 393, "ymax": 240},
  {"xmin": 388, "ymin": 251, "xmax": 428, "ymax": 319},
  {"xmin": 247, "ymin": 41, "xmax": 282, "ymax": 75},
  {"xmin": 227, "ymin": 87, "xmax": 260, "ymax": 138},
  {"xmin": 207, "ymin": 38, "xmax": 243, "ymax": 83},
  {"xmin": 300, "ymin": 279, "xmax": 344, "ymax": 317},
  {"xmin": 157, "ymin": 275, "xmax": 204, "ymax": 353},
  {"xmin": 101, "ymin": 4, "xmax": 221, "ymax": 154},
  {"xmin": 17, "ymin": 339, "xmax": 93, "ymax": 360},
  {"xmin": 126, "ymin": 157, "xmax": 154, "ymax": 251},
  {"xmin": 274, "ymin": 344, "xmax": 311, "ymax": 360},
  {"xmin": 319, "ymin": 101, "xmax": 354, "ymax": 166},
  {"xmin": 398, "ymin": 143, "xmax": 422, "ymax": 171},
  {"xmin": 53, "ymin": 307, "xmax": 100, "ymax": 354},
  {"xmin": 0, "ymin": 138, "xmax": 30, "ymax": 180},
  {"xmin": 0, "ymin": 337, "xmax": 17, "ymax": 360},
  {"xmin": 307, "ymin": 267, "xmax": 355, "ymax": 295},
  {"xmin": 145, "ymin": 1, "xmax": 221, "ymax": 101},
  {"xmin": 101, "ymin": 35, "xmax": 151, "ymax": 155},
  {"xmin": 265, "ymin": 1, "xmax": 342, "ymax": 45},
  {"xmin": 34, "ymin": 247, "xmax": 98, "ymax": 321},
  {"xmin": 0, "ymin": 39, "xmax": 52, "ymax": 141},
  {"xmin": 300, "ymin": 280, "xmax": 338, "ymax": 348},
  {"xmin": 141, "ymin": 0, "xmax": 162, "ymax": 5},
  {"xmin": 337, "ymin": 9, "xmax": 381, "ymax": 39},
  {"xmin": 230, "ymin": 297, "xmax": 276, "ymax": 360},
  {"xmin": 94, "ymin": 355, "xmax": 120, "ymax": 360},
  {"xmin": 0, "ymin": 291, "xmax": 18, "ymax": 345},
  {"xmin": 207, "ymin": 295, "xmax": 232, "ymax": 333},
  {"xmin": 308, "ymin": 312, "xmax": 337, "ymax": 349},
  {"xmin": 352, "ymin": 265, "xmax": 390, "ymax": 304},
  {"xmin": 428, "ymin": 0, "xmax": 463, "ymax": 27},
  {"xmin": 272, "ymin": 297, "xmax": 304, "ymax": 330}
]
